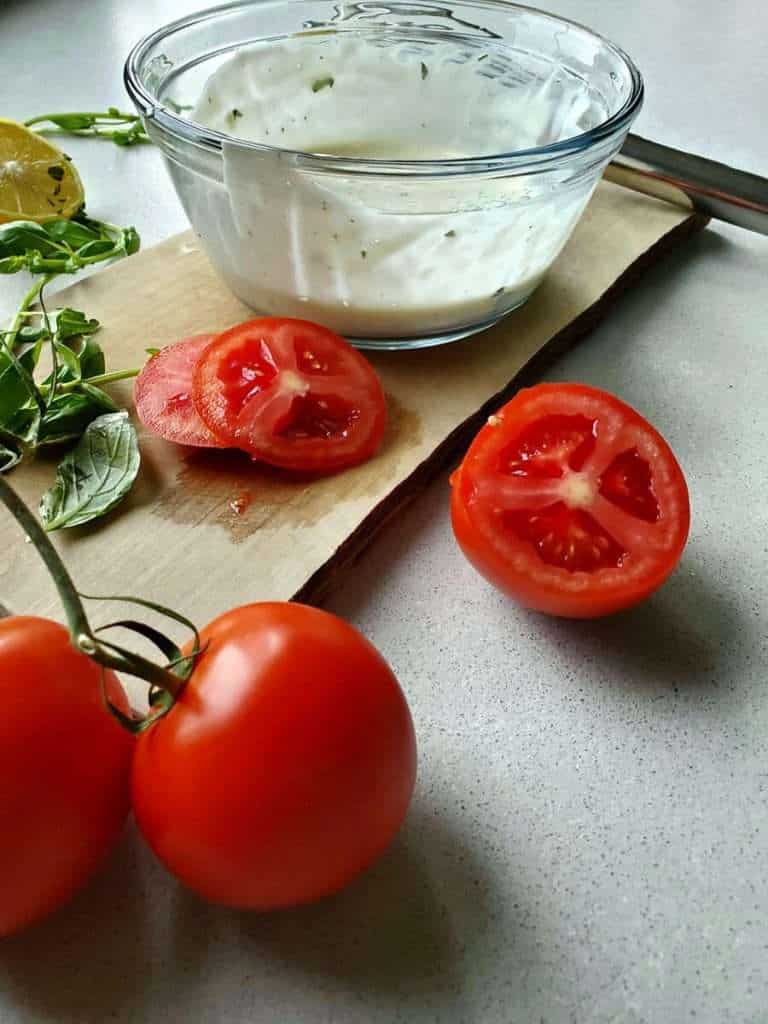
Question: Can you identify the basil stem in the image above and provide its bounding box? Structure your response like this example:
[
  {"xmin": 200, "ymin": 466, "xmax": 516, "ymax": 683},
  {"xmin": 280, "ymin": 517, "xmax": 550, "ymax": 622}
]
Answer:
[{"xmin": 24, "ymin": 109, "xmax": 150, "ymax": 147}]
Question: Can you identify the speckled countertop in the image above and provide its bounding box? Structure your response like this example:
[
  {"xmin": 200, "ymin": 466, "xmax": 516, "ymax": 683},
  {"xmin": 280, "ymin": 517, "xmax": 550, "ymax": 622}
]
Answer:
[{"xmin": 1, "ymin": 0, "xmax": 767, "ymax": 1021}]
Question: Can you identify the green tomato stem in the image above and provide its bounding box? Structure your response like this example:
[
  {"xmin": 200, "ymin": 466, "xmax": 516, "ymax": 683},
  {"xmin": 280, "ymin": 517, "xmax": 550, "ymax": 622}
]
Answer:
[
  {"xmin": 0, "ymin": 475, "xmax": 186, "ymax": 704},
  {"xmin": 0, "ymin": 473, "xmax": 91, "ymax": 639}
]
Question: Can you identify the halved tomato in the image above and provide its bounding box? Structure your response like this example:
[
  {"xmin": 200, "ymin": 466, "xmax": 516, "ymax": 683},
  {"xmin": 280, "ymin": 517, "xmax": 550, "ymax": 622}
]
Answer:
[
  {"xmin": 192, "ymin": 318, "xmax": 387, "ymax": 473},
  {"xmin": 451, "ymin": 383, "xmax": 690, "ymax": 618},
  {"xmin": 134, "ymin": 335, "xmax": 225, "ymax": 448}
]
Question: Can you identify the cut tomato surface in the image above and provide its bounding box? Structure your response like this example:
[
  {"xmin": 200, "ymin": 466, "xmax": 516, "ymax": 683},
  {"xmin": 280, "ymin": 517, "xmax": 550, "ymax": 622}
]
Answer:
[
  {"xmin": 192, "ymin": 318, "xmax": 387, "ymax": 473},
  {"xmin": 134, "ymin": 335, "xmax": 226, "ymax": 448},
  {"xmin": 451, "ymin": 383, "xmax": 690, "ymax": 618}
]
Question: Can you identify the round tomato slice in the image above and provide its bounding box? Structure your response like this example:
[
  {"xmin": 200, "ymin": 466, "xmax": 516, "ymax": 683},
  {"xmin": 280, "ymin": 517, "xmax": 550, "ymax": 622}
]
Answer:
[
  {"xmin": 192, "ymin": 318, "xmax": 387, "ymax": 472},
  {"xmin": 451, "ymin": 383, "xmax": 690, "ymax": 618},
  {"xmin": 134, "ymin": 335, "xmax": 226, "ymax": 448}
]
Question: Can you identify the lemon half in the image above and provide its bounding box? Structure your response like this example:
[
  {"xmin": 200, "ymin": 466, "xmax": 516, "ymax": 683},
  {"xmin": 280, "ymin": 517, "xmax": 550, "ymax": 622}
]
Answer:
[{"xmin": 0, "ymin": 118, "xmax": 84, "ymax": 224}]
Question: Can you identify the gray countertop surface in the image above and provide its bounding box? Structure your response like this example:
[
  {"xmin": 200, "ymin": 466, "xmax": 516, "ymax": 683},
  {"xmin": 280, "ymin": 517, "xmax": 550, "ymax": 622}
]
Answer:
[{"xmin": 1, "ymin": 1, "xmax": 767, "ymax": 1021}]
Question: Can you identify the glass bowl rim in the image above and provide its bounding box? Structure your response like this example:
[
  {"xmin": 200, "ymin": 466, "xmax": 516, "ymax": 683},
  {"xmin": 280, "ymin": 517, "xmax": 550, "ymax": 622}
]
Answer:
[{"xmin": 123, "ymin": 0, "xmax": 644, "ymax": 176}]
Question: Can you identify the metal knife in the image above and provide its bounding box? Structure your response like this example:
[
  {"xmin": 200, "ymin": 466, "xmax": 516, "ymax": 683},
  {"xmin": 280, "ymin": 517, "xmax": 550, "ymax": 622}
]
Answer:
[{"xmin": 607, "ymin": 134, "xmax": 768, "ymax": 236}]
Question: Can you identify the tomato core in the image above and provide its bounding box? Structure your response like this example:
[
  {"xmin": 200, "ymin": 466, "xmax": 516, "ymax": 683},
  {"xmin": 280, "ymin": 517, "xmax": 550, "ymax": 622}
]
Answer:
[{"xmin": 493, "ymin": 413, "xmax": 664, "ymax": 574}]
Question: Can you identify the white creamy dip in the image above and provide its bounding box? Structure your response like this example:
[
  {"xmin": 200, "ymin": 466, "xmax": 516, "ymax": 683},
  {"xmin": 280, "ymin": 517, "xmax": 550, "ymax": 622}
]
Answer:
[{"xmin": 186, "ymin": 35, "xmax": 601, "ymax": 340}]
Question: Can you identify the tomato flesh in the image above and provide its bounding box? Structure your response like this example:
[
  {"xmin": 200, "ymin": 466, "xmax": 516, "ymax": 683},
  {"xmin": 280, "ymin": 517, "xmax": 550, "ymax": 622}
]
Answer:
[
  {"xmin": 599, "ymin": 448, "xmax": 660, "ymax": 522},
  {"xmin": 501, "ymin": 412, "xmax": 597, "ymax": 478},
  {"xmin": 503, "ymin": 502, "xmax": 626, "ymax": 572},
  {"xmin": 134, "ymin": 335, "xmax": 226, "ymax": 448},
  {"xmin": 192, "ymin": 318, "xmax": 387, "ymax": 472},
  {"xmin": 451, "ymin": 383, "xmax": 690, "ymax": 618},
  {"xmin": 132, "ymin": 603, "xmax": 416, "ymax": 910},
  {"xmin": 214, "ymin": 336, "xmax": 278, "ymax": 414}
]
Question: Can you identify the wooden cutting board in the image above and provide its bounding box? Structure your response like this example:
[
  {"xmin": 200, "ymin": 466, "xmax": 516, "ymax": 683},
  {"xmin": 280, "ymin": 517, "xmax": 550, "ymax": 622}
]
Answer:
[{"xmin": 0, "ymin": 180, "xmax": 706, "ymax": 626}]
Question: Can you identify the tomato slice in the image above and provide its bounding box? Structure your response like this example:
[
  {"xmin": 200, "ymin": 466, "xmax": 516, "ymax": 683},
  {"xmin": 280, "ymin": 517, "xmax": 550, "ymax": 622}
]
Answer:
[
  {"xmin": 193, "ymin": 318, "xmax": 387, "ymax": 472},
  {"xmin": 134, "ymin": 335, "xmax": 226, "ymax": 448},
  {"xmin": 451, "ymin": 383, "xmax": 690, "ymax": 618}
]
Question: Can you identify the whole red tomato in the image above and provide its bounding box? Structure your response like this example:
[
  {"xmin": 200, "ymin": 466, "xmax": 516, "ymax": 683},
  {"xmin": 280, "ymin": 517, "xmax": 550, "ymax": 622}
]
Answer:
[
  {"xmin": 132, "ymin": 603, "xmax": 416, "ymax": 909},
  {"xmin": 0, "ymin": 617, "xmax": 134, "ymax": 937}
]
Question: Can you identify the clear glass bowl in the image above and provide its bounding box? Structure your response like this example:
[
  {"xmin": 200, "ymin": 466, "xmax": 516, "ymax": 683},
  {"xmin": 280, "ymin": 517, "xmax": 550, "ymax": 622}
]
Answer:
[{"xmin": 125, "ymin": 0, "xmax": 643, "ymax": 350}]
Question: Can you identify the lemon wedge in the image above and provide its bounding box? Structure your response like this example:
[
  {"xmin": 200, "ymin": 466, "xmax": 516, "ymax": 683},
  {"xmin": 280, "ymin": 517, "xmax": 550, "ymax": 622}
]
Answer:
[{"xmin": 0, "ymin": 118, "xmax": 84, "ymax": 225}]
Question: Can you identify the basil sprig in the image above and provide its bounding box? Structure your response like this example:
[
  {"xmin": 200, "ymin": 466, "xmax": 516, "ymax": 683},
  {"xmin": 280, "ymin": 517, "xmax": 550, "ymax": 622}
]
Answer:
[
  {"xmin": 0, "ymin": 210, "xmax": 142, "ymax": 527},
  {"xmin": 23, "ymin": 108, "xmax": 150, "ymax": 147}
]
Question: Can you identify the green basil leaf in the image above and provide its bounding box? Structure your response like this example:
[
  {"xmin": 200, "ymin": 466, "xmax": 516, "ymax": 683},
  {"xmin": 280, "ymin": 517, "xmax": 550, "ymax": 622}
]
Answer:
[
  {"xmin": 45, "ymin": 113, "xmax": 100, "ymax": 131},
  {"xmin": 14, "ymin": 338, "xmax": 44, "ymax": 368},
  {"xmin": 25, "ymin": 111, "xmax": 149, "ymax": 147},
  {"xmin": 41, "ymin": 315, "xmax": 103, "ymax": 386},
  {"xmin": 53, "ymin": 342, "xmax": 81, "ymax": 380},
  {"xmin": 67, "ymin": 214, "xmax": 105, "ymax": 237},
  {"xmin": 0, "ymin": 406, "xmax": 40, "ymax": 450},
  {"xmin": 76, "ymin": 335, "xmax": 105, "ymax": 378},
  {"xmin": 77, "ymin": 239, "xmax": 116, "ymax": 260},
  {"xmin": 0, "ymin": 221, "xmax": 59, "ymax": 258},
  {"xmin": 77, "ymin": 383, "xmax": 119, "ymax": 411},
  {"xmin": 15, "ymin": 342, "xmax": 40, "ymax": 375},
  {"xmin": 0, "ymin": 346, "xmax": 37, "ymax": 425},
  {"xmin": 53, "ymin": 308, "xmax": 100, "ymax": 342},
  {"xmin": 123, "ymin": 227, "xmax": 141, "ymax": 256},
  {"xmin": 110, "ymin": 122, "xmax": 149, "ymax": 147},
  {"xmin": 45, "ymin": 218, "xmax": 99, "ymax": 248},
  {"xmin": 38, "ymin": 386, "xmax": 116, "ymax": 446},
  {"xmin": 39, "ymin": 411, "xmax": 140, "ymax": 530}
]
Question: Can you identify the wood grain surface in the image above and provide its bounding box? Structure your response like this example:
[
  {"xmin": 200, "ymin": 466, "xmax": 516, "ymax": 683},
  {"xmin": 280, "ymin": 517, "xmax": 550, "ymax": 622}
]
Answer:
[{"xmin": 0, "ymin": 180, "xmax": 706, "ymax": 624}]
